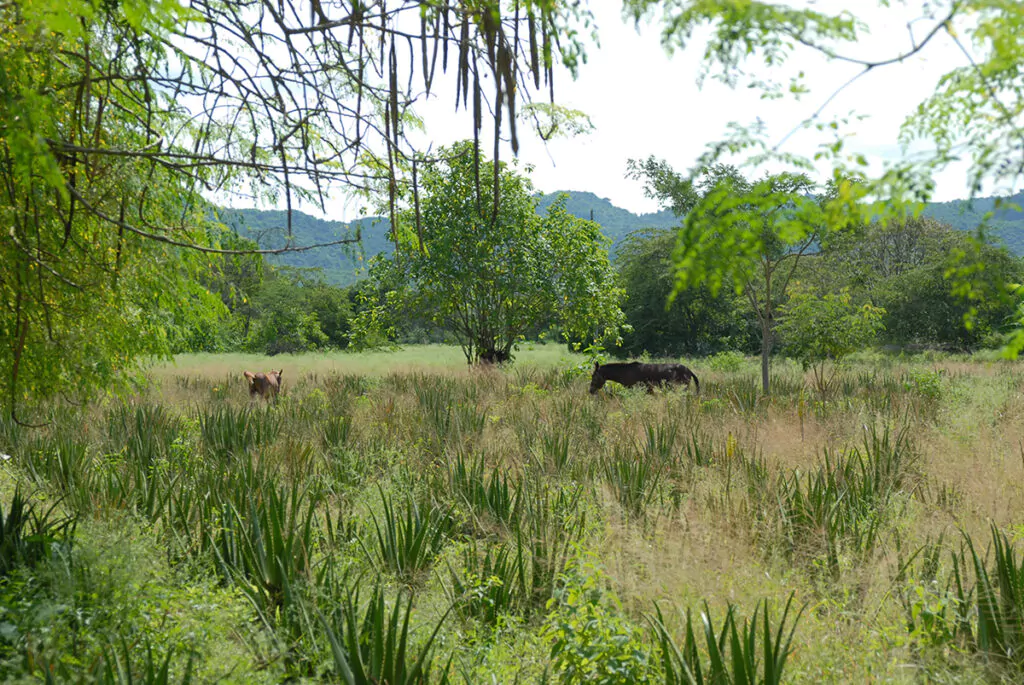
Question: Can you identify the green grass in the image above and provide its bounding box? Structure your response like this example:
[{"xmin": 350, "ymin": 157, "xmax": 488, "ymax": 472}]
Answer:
[
  {"xmin": 149, "ymin": 343, "xmax": 587, "ymax": 381},
  {"xmin": 3, "ymin": 349, "xmax": 1024, "ymax": 682}
]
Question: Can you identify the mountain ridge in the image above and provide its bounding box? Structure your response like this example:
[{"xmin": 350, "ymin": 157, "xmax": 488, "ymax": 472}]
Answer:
[{"xmin": 222, "ymin": 190, "xmax": 1024, "ymax": 285}]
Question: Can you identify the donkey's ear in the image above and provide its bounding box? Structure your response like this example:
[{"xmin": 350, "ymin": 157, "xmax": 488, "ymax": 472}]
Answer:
[{"xmin": 593, "ymin": 361, "xmax": 599, "ymax": 370}]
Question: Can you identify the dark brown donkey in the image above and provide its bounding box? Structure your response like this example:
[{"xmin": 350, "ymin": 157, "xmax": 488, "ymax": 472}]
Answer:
[
  {"xmin": 243, "ymin": 369, "xmax": 283, "ymax": 400},
  {"xmin": 589, "ymin": 362, "xmax": 699, "ymax": 395}
]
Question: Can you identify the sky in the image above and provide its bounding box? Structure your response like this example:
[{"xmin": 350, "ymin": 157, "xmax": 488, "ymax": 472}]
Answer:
[{"xmin": 293, "ymin": 2, "xmax": 988, "ymax": 222}]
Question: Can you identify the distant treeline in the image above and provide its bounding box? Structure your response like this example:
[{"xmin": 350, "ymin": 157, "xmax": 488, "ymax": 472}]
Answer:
[
  {"xmin": 222, "ymin": 190, "xmax": 1024, "ymax": 286},
  {"xmin": 614, "ymin": 216, "xmax": 1023, "ymax": 358},
  {"xmin": 177, "ymin": 214, "xmax": 1022, "ymax": 358}
]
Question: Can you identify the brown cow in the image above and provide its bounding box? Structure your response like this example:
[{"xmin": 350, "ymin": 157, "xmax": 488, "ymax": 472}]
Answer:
[{"xmin": 243, "ymin": 369, "xmax": 283, "ymax": 400}]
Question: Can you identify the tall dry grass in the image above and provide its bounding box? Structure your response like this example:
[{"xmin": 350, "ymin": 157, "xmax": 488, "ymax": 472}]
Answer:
[{"xmin": 2, "ymin": 347, "xmax": 1024, "ymax": 682}]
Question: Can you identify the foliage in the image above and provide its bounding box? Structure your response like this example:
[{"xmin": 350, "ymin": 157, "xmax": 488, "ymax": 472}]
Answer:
[
  {"xmin": 808, "ymin": 216, "xmax": 1024, "ymax": 351},
  {"xmin": 446, "ymin": 541, "xmax": 529, "ymax": 626},
  {"xmin": 883, "ymin": 259, "xmax": 1012, "ymax": 350},
  {"xmin": 648, "ymin": 594, "xmax": 804, "ymax": 685},
  {"xmin": 208, "ymin": 480, "xmax": 319, "ymax": 614},
  {"xmin": 366, "ymin": 488, "xmax": 457, "ymax": 581},
  {"xmin": 0, "ymin": 488, "xmax": 75, "ymax": 578},
  {"xmin": 624, "ymin": 0, "xmax": 1024, "ymax": 356},
  {"xmin": 956, "ymin": 525, "xmax": 1024, "ymax": 670},
  {"xmin": 541, "ymin": 558, "xmax": 655, "ymax": 684},
  {"xmin": 628, "ymin": 160, "xmax": 832, "ymax": 393},
  {"xmin": 199, "ymin": 229, "xmax": 266, "ymax": 349},
  {"xmin": 323, "ymin": 586, "xmax": 451, "ymax": 685},
  {"xmin": 818, "ymin": 217, "xmax": 954, "ymax": 287},
  {"xmin": 352, "ymin": 142, "xmax": 626, "ymax": 364},
  {"xmin": 0, "ymin": 1, "xmax": 224, "ymax": 416},
  {"xmin": 777, "ymin": 286, "xmax": 885, "ymax": 395},
  {"xmin": 706, "ymin": 350, "xmax": 748, "ymax": 373},
  {"xmin": 901, "ymin": 524, "xmax": 1024, "ymax": 676},
  {"xmin": 602, "ymin": 446, "xmax": 663, "ymax": 519},
  {"xmin": 615, "ymin": 229, "xmax": 754, "ymax": 357},
  {"xmin": 243, "ymin": 268, "xmax": 352, "ymax": 355}
]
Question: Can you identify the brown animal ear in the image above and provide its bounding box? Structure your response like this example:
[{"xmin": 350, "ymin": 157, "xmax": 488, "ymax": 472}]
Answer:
[
  {"xmin": 243, "ymin": 370, "xmax": 256, "ymax": 383},
  {"xmin": 594, "ymin": 361, "xmax": 599, "ymax": 370}
]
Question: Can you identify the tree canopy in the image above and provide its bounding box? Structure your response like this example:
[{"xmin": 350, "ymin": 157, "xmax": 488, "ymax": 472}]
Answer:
[
  {"xmin": 0, "ymin": 0, "xmax": 591, "ymax": 417},
  {"xmin": 777, "ymin": 286, "xmax": 885, "ymax": 396},
  {"xmin": 624, "ymin": 0, "xmax": 1024, "ymax": 353},
  {"xmin": 628, "ymin": 160, "xmax": 832, "ymax": 393},
  {"xmin": 352, "ymin": 142, "xmax": 626, "ymax": 363},
  {"xmin": 615, "ymin": 228, "xmax": 754, "ymax": 357}
]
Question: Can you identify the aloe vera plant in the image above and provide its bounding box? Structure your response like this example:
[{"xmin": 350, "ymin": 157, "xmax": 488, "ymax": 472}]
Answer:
[
  {"xmin": 199, "ymin": 404, "xmax": 281, "ymax": 460},
  {"xmin": 648, "ymin": 593, "xmax": 804, "ymax": 685},
  {"xmin": 37, "ymin": 638, "xmax": 195, "ymax": 685},
  {"xmin": 958, "ymin": 524, "xmax": 1024, "ymax": 669},
  {"xmin": 322, "ymin": 585, "xmax": 451, "ymax": 684},
  {"xmin": 603, "ymin": 445, "xmax": 663, "ymax": 518},
  {"xmin": 366, "ymin": 487, "xmax": 457, "ymax": 580},
  {"xmin": 446, "ymin": 453, "xmax": 519, "ymax": 528},
  {"xmin": 208, "ymin": 479, "xmax": 320, "ymax": 612},
  {"xmin": 446, "ymin": 540, "xmax": 529, "ymax": 624},
  {"xmin": 639, "ymin": 418, "xmax": 680, "ymax": 466},
  {"xmin": 0, "ymin": 488, "xmax": 76, "ymax": 577}
]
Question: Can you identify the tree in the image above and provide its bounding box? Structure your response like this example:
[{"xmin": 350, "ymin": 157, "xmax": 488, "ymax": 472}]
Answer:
[
  {"xmin": 623, "ymin": 0, "xmax": 1024, "ymax": 354},
  {"xmin": 244, "ymin": 268, "xmax": 353, "ymax": 355},
  {"xmin": 805, "ymin": 217, "xmax": 1024, "ymax": 349},
  {"xmin": 615, "ymin": 228, "xmax": 754, "ymax": 357},
  {"xmin": 628, "ymin": 160, "xmax": 829, "ymax": 394},
  {"xmin": 198, "ymin": 229, "xmax": 267, "ymax": 346},
  {"xmin": 1, "ymin": 0, "xmax": 593, "ymax": 418},
  {"xmin": 820, "ymin": 217, "xmax": 948, "ymax": 283},
  {"xmin": 352, "ymin": 142, "xmax": 626, "ymax": 364},
  {"xmin": 777, "ymin": 286, "xmax": 885, "ymax": 397},
  {"xmin": 875, "ymin": 238, "xmax": 1022, "ymax": 350}
]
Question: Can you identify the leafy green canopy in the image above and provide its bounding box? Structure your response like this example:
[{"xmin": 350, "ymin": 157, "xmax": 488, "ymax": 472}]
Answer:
[
  {"xmin": 811, "ymin": 217, "xmax": 1024, "ymax": 349},
  {"xmin": 615, "ymin": 228, "xmax": 754, "ymax": 357},
  {"xmin": 1, "ymin": 0, "xmax": 593, "ymax": 417},
  {"xmin": 352, "ymin": 142, "xmax": 626, "ymax": 363},
  {"xmin": 624, "ymin": 0, "xmax": 1024, "ymax": 352},
  {"xmin": 628, "ymin": 159, "xmax": 832, "ymax": 392},
  {"xmin": 244, "ymin": 268, "xmax": 353, "ymax": 355},
  {"xmin": 777, "ymin": 287, "xmax": 885, "ymax": 396},
  {"xmin": 0, "ymin": 2, "xmax": 230, "ymax": 417}
]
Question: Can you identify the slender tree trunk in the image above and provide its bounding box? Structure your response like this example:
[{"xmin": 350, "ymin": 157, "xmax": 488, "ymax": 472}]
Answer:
[
  {"xmin": 760, "ymin": 265, "xmax": 775, "ymax": 396},
  {"xmin": 761, "ymin": 316, "xmax": 771, "ymax": 395}
]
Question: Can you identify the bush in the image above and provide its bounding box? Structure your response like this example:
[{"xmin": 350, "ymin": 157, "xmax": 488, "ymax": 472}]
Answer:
[
  {"xmin": 541, "ymin": 557, "xmax": 654, "ymax": 684},
  {"xmin": 706, "ymin": 350, "xmax": 746, "ymax": 373}
]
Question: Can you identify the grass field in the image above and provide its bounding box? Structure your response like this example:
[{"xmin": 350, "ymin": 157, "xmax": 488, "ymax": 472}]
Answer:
[
  {"xmin": 2, "ymin": 345, "xmax": 1024, "ymax": 683},
  {"xmin": 149, "ymin": 343, "xmax": 584, "ymax": 381}
]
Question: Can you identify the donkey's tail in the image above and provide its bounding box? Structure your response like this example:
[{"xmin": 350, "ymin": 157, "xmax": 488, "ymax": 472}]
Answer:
[{"xmin": 692, "ymin": 373, "xmax": 700, "ymax": 396}]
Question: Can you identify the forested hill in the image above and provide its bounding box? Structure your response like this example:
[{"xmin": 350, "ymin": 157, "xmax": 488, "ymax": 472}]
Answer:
[
  {"xmin": 921, "ymin": 191, "xmax": 1024, "ymax": 253},
  {"xmin": 221, "ymin": 209, "xmax": 393, "ymax": 286},
  {"xmin": 222, "ymin": 190, "xmax": 1024, "ymax": 285},
  {"xmin": 535, "ymin": 191, "xmax": 679, "ymax": 242}
]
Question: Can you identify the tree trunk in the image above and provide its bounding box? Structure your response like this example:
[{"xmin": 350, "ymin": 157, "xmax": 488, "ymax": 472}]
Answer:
[{"xmin": 761, "ymin": 317, "xmax": 771, "ymax": 396}]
